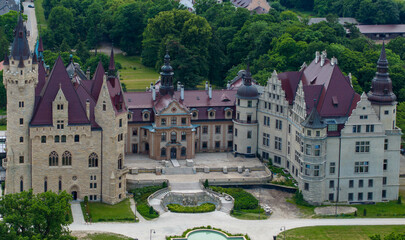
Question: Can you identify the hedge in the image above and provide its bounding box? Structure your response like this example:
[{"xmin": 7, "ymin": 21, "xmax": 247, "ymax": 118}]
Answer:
[
  {"xmin": 167, "ymin": 203, "xmax": 216, "ymax": 213},
  {"xmin": 129, "ymin": 185, "xmax": 165, "ymax": 219},
  {"xmin": 210, "ymin": 187, "xmax": 258, "ymax": 210}
]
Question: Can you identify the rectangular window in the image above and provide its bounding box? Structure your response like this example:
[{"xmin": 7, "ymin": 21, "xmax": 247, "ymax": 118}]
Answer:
[
  {"xmin": 41, "ymin": 136, "xmax": 46, "ymax": 143},
  {"xmin": 358, "ymin": 192, "xmax": 363, "ymax": 201},
  {"xmin": 368, "ymin": 179, "xmax": 373, "ymax": 187},
  {"xmin": 181, "ymin": 118, "xmax": 186, "ymax": 125},
  {"xmin": 171, "ymin": 117, "xmax": 177, "ymax": 125},
  {"xmin": 383, "ymin": 159, "xmax": 388, "ymax": 170},
  {"xmin": 314, "ymin": 145, "xmax": 320, "ymax": 156},
  {"xmin": 228, "ymin": 125, "xmax": 233, "ymax": 134},
  {"xmin": 348, "ymin": 193, "xmax": 354, "ymax": 201},
  {"xmin": 355, "ymin": 161, "xmax": 369, "ymax": 173},
  {"xmin": 329, "ymin": 180, "xmax": 335, "ymax": 189},
  {"xmin": 276, "ymin": 119, "xmax": 282, "ymax": 130},
  {"xmin": 295, "ymin": 131, "xmax": 300, "ymax": 143},
  {"xmin": 382, "ymin": 190, "xmax": 386, "ymax": 198},
  {"xmin": 314, "ymin": 165, "xmax": 319, "ymax": 176},
  {"xmin": 202, "ymin": 126, "xmax": 208, "ymax": 134},
  {"xmin": 235, "ymin": 128, "xmax": 238, "ymax": 137},
  {"xmin": 328, "ymin": 124, "xmax": 338, "ymax": 131},
  {"xmin": 119, "ymin": 119, "xmax": 122, "ymax": 127},
  {"xmin": 161, "ymin": 132, "xmax": 166, "ymax": 142},
  {"xmin": 360, "ymin": 115, "xmax": 368, "ymax": 119},
  {"xmin": 57, "ymin": 120, "xmax": 64, "ymax": 129},
  {"xmin": 263, "ymin": 133, "xmax": 270, "ymax": 146},
  {"xmin": 275, "ymin": 137, "xmax": 282, "ymax": 150},
  {"xmin": 384, "ymin": 110, "xmax": 389, "ymax": 115},
  {"xmin": 352, "ymin": 125, "xmax": 361, "ymax": 133},
  {"xmin": 20, "ymin": 118, "xmax": 23, "ymax": 125},
  {"xmin": 247, "ymin": 146, "xmax": 251, "ymax": 153},
  {"xmin": 19, "ymin": 101, "xmax": 24, "ymax": 108},
  {"xmin": 307, "ymin": 130, "xmax": 311, "ymax": 136},
  {"xmin": 305, "ymin": 164, "xmax": 310, "ymax": 176},
  {"xmin": 202, "ymin": 142, "xmax": 208, "ymax": 149},
  {"xmin": 234, "ymin": 144, "xmax": 237, "ymax": 151},
  {"xmin": 330, "ymin": 162, "xmax": 336, "ymax": 174},
  {"xmin": 74, "ymin": 135, "xmax": 80, "ymax": 142},
  {"xmin": 161, "ymin": 118, "xmax": 166, "ymax": 126},
  {"xmin": 247, "ymin": 131, "xmax": 252, "ymax": 139},
  {"xmin": 349, "ymin": 180, "xmax": 354, "ymax": 188},
  {"xmin": 355, "ymin": 141, "xmax": 370, "ymax": 153},
  {"xmin": 247, "ymin": 115, "xmax": 252, "ymax": 123},
  {"xmin": 19, "ymin": 156, "xmax": 24, "ymax": 163},
  {"xmin": 305, "ymin": 144, "xmax": 312, "ymax": 155},
  {"xmin": 181, "ymin": 132, "xmax": 186, "ymax": 141},
  {"xmin": 384, "ymin": 139, "xmax": 388, "ymax": 150},
  {"xmin": 55, "ymin": 135, "xmax": 60, "ymax": 143},
  {"xmin": 274, "ymin": 156, "xmax": 281, "ymax": 164},
  {"xmin": 61, "ymin": 135, "xmax": 66, "ymax": 143},
  {"xmin": 329, "ymin": 193, "xmax": 334, "ymax": 201},
  {"xmin": 132, "ymin": 128, "xmax": 138, "ymax": 136},
  {"xmin": 304, "ymin": 183, "xmax": 309, "ymax": 191},
  {"xmin": 367, "ymin": 192, "xmax": 373, "ymax": 200},
  {"xmin": 215, "ymin": 125, "xmax": 221, "ymax": 134},
  {"xmin": 366, "ymin": 125, "xmax": 374, "ymax": 132},
  {"xmin": 316, "ymin": 131, "xmax": 320, "ymax": 136},
  {"xmin": 227, "ymin": 141, "xmax": 233, "ymax": 148},
  {"xmin": 247, "ymin": 101, "xmax": 252, "ymax": 107},
  {"xmin": 359, "ymin": 179, "xmax": 364, "ymax": 188},
  {"xmin": 383, "ymin": 177, "xmax": 387, "ymax": 185}
]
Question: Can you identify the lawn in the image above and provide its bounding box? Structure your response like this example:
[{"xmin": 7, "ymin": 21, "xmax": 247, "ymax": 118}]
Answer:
[
  {"xmin": 280, "ymin": 225, "xmax": 405, "ymax": 240},
  {"xmin": 0, "ymin": 109, "xmax": 6, "ymax": 115},
  {"xmin": 34, "ymin": 0, "xmax": 48, "ymax": 31},
  {"xmin": 336, "ymin": 199, "xmax": 405, "ymax": 218},
  {"xmin": 115, "ymin": 54, "xmax": 159, "ymax": 91},
  {"xmin": 0, "ymin": 125, "xmax": 6, "ymax": 131},
  {"xmin": 78, "ymin": 233, "xmax": 132, "ymax": 240},
  {"xmin": 81, "ymin": 198, "xmax": 135, "ymax": 222}
]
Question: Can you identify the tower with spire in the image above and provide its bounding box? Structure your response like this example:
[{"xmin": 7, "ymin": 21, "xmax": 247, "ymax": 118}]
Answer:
[
  {"xmin": 368, "ymin": 43, "xmax": 398, "ymax": 130},
  {"xmin": 159, "ymin": 52, "xmax": 174, "ymax": 96},
  {"xmin": 3, "ymin": 15, "xmax": 38, "ymax": 193}
]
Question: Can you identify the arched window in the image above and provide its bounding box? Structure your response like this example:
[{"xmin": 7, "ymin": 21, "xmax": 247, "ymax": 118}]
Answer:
[
  {"xmin": 88, "ymin": 152, "xmax": 98, "ymax": 167},
  {"xmin": 118, "ymin": 154, "xmax": 122, "ymax": 170},
  {"xmin": 161, "ymin": 148, "xmax": 166, "ymax": 157},
  {"xmin": 49, "ymin": 151, "xmax": 58, "ymax": 166},
  {"xmin": 20, "ymin": 177, "xmax": 23, "ymax": 192},
  {"xmin": 58, "ymin": 177, "xmax": 62, "ymax": 191},
  {"xmin": 171, "ymin": 132, "xmax": 177, "ymax": 143},
  {"xmin": 61, "ymin": 135, "xmax": 66, "ymax": 142},
  {"xmin": 44, "ymin": 177, "xmax": 48, "ymax": 192},
  {"xmin": 181, "ymin": 147, "xmax": 186, "ymax": 156},
  {"xmin": 62, "ymin": 151, "xmax": 72, "ymax": 166},
  {"xmin": 161, "ymin": 132, "xmax": 167, "ymax": 142}
]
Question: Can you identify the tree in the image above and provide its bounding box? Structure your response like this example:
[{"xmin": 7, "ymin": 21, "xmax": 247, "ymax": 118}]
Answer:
[
  {"xmin": 47, "ymin": 6, "xmax": 74, "ymax": 49},
  {"xmin": 86, "ymin": 1, "xmax": 103, "ymax": 51},
  {"xmin": 0, "ymin": 71, "xmax": 5, "ymax": 109},
  {"xmin": 0, "ymin": 190, "xmax": 74, "ymax": 240},
  {"xmin": 370, "ymin": 232, "xmax": 405, "ymax": 240}
]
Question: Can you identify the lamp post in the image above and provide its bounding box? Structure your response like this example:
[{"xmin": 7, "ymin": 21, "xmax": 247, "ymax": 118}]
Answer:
[
  {"xmin": 280, "ymin": 226, "xmax": 286, "ymax": 240},
  {"xmin": 150, "ymin": 229, "xmax": 155, "ymax": 240}
]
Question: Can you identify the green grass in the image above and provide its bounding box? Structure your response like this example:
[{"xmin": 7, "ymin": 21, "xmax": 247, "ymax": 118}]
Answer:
[
  {"xmin": 0, "ymin": 109, "xmax": 6, "ymax": 115},
  {"xmin": 80, "ymin": 233, "xmax": 132, "ymax": 240},
  {"xmin": 167, "ymin": 203, "xmax": 216, "ymax": 213},
  {"xmin": 327, "ymin": 199, "xmax": 405, "ymax": 218},
  {"xmin": 279, "ymin": 225, "xmax": 405, "ymax": 240},
  {"xmin": 115, "ymin": 54, "xmax": 159, "ymax": 91},
  {"xmin": 231, "ymin": 208, "xmax": 269, "ymax": 220},
  {"xmin": 34, "ymin": 0, "xmax": 48, "ymax": 31},
  {"xmin": 0, "ymin": 125, "xmax": 6, "ymax": 131},
  {"xmin": 82, "ymin": 198, "xmax": 135, "ymax": 222}
]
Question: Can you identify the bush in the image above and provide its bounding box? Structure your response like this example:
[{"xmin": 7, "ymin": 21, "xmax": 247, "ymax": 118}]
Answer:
[
  {"xmin": 210, "ymin": 187, "xmax": 258, "ymax": 210},
  {"xmin": 167, "ymin": 203, "xmax": 216, "ymax": 213},
  {"xmin": 398, "ymin": 196, "xmax": 402, "ymax": 204},
  {"xmin": 293, "ymin": 191, "xmax": 312, "ymax": 207},
  {"xmin": 130, "ymin": 185, "xmax": 164, "ymax": 219},
  {"xmin": 162, "ymin": 181, "xmax": 168, "ymax": 188},
  {"xmin": 137, "ymin": 203, "xmax": 159, "ymax": 219},
  {"xmin": 363, "ymin": 208, "xmax": 367, "ymax": 216},
  {"xmin": 203, "ymin": 179, "xmax": 209, "ymax": 189}
]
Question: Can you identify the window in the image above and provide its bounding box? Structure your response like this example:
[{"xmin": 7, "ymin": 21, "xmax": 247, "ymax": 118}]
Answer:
[
  {"xmin": 44, "ymin": 177, "xmax": 48, "ymax": 192},
  {"xmin": 276, "ymin": 119, "xmax": 282, "ymax": 130},
  {"xmin": 247, "ymin": 115, "xmax": 252, "ymax": 123},
  {"xmin": 383, "ymin": 177, "xmax": 387, "ymax": 185},
  {"xmin": 237, "ymin": 99, "xmax": 240, "ymax": 106},
  {"xmin": 355, "ymin": 161, "xmax": 369, "ymax": 173},
  {"xmin": 20, "ymin": 118, "xmax": 23, "ymax": 125},
  {"xmin": 88, "ymin": 152, "xmax": 98, "ymax": 167},
  {"xmin": 215, "ymin": 125, "xmax": 221, "ymax": 134},
  {"xmin": 62, "ymin": 151, "xmax": 72, "ymax": 166},
  {"xmin": 366, "ymin": 125, "xmax": 374, "ymax": 132},
  {"xmin": 384, "ymin": 110, "xmax": 389, "ymax": 115},
  {"xmin": 247, "ymin": 131, "xmax": 252, "ymax": 139},
  {"xmin": 209, "ymin": 111, "xmax": 215, "ymax": 118},
  {"xmin": 328, "ymin": 124, "xmax": 337, "ymax": 131},
  {"xmin": 20, "ymin": 177, "xmax": 23, "ymax": 192},
  {"xmin": 314, "ymin": 145, "xmax": 320, "ymax": 156},
  {"xmin": 61, "ymin": 135, "xmax": 66, "ymax": 143},
  {"xmin": 287, "ymin": 141, "xmax": 291, "ymax": 155},
  {"xmin": 348, "ymin": 193, "xmax": 354, "ymax": 201},
  {"xmin": 247, "ymin": 100, "xmax": 252, "ymax": 107},
  {"xmin": 171, "ymin": 132, "xmax": 177, "ymax": 143},
  {"xmin": 263, "ymin": 133, "xmax": 270, "ymax": 146},
  {"xmin": 358, "ymin": 192, "xmax": 363, "ymax": 201},
  {"xmin": 144, "ymin": 129, "xmax": 147, "ymax": 136},
  {"xmin": 304, "ymin": 183, "xmax": 309, "ymax": 191},
  {"xmin": 275, "ymin": 137, "xmax": 282, "ymax": 150},
  {"xmin": 352, "ymin": 125, "xmax": 361, "ymax": 133},
  {"xmin": 307, "ymin": 130, "xmax": 311, "ymax": 136},
  {"xmin": 295, "ymin": 131, "xmax": 300, "ymax": 143},
  {"xmin": 181, "ymin": 118, "xmax": 186, "ymax": 125},
  {"xmin": 19, "ymin": 156, "xmax": 24, "ymax": 164},
  {"xmin": 228, "ymin": 141, "xmax": 233, "ymax": 148},
  {"xmin": 247, "ymin": 146, "xmax": 251, "ymax": 153},
  {"xmin": 103, "ymin": 102, "xmax": 106, "ymax": 111},
  {"xmin": 360, "ymin": 115, "xmax": 368, "ymax": 119},
  {"xmin": 20, "ymin": 137, "xmax": 23, "ymax": 143},
  {"xmin": 202, "ymin": 142, "xmax": 208, "ymax": 149},
  {"xmin": 144, "ymin": 113, "xmax": 149, "ymax": 120},
  {"xmin": 349, "ymin": 180, "xmax": 354, "ymax": 188},
  {"xmin": 228, "ymin": 125, "xmax": 233, "ymax": 134},
  {"xmin": 384, "ymin": 139, "xmax": 388, "ymax": 150},
  {"xmin": 382, "ymin": 190, "xmax": 387, "ymax": 199},
  {"xmin": 119, "ymin": 182, "xmax": 122, "ymax": 188},
  {"xmin": 316, "ymin": 131, "xmax": 320, "ymax": 137},
  {"xmin": 274, "ymin": 155, "xmax": 281, "ymax": 164},
  {"xmin": 59, "ymin": 177, "xmax": 62, "ymax": 191},
  {"xmin": 132, "ymin": 128, "xmax": 138, "ymax": 136},
  {"xmin": 368, "ymin": 179, "xmax": 373, "ymax": 187},
  {"xmin": 118, "ymin": 154, "xmax": 122, "ymax": 169},
  {"xmin": 314, "ymin": 165, "xmax": 319, "ymax": 176},
  {"xmin": 215, "ymin": 141, "xmax": 220, "ymax": 149},
  {"xmin": 161, "ymin": 118, "xmax": 166, "ymax": 126},
  {"xmin": 171, "ymin": 117, "xmax": 177, "ymax": 125},
  {"xmin": 41, "ymin": 136, "xmax": 46, "ymax": 143},
  {"xmin": 202, "ymin": 126, "xmax": 208, "ymax": 134},
  {"xmin": 359, "ymin": 179, "xmax": 364, "ymax": 188},
  {"xmin": 181, "ymin": 147, "xmax": 186, "ymax": 156},
  {"xmin": 19, "ymin": 101, "xmax": 24, "ymax": 108},
  {"xmin": 226, "ymin": 111, "xmax": 232, "ymax": 118},
  {"xmin": 57, "ymin": 104, "xmax": 64, "ymax": 110},
  {"xmin": 329, "ymin": 180, "xmax": 334, "ymax": 189},
  {"xmin": 235, "ymin": 128, "xmax": 238, "ymax": 137},
  {"xmin": 234, "ymin": 144, "xmax": 237, "ymax": 151},
  {"xmin": 181, "ymin": 132, "xmax": 186, "ymax": 141},
  {"xmin": 161, "ymin": 132, "xmax": 167, "ymax": 142},
  {"xmin": 237, "ymin": 113, "xmax": 240, "ymax": 120},
  {"xmin": 329, "ymin": 193, "xmax": 334, "ymax": 201},
  {"xmin": 264, "ymin": 116, "xmax": 270, "ymax": 126},
  {"xmin": 57, "ymin": 120, "xmax": 64, "ymax": 129},
  {"xmin": 161, "ymin": 148, "xmax": 166, "ymax": 157},
  {"xmin": 305, "ymin": 164, "xmax": 310, "ymax": 176},
  {"xmin": 305, "ymin": 144, "xmax": 312, "ymax": 155},
  {"xmin": 49, "ymin": 151, "xmax": 58, "ymax": 166},
  {"xmin": 383, "ymin": 159, "xmax": 388, "ymax": 170},
  {"xmin": 355, "ymin": 141, "xmax": 370, "ymax": 153}
]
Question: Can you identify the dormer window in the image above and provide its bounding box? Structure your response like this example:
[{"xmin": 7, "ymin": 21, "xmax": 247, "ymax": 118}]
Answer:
[
  {"xmin": 142, "ymin": 110, "xmax": 151, "ymax": 121},
  {"xmin": 208, "ymin": 108, "xmax": 216, "ymax": 119}
]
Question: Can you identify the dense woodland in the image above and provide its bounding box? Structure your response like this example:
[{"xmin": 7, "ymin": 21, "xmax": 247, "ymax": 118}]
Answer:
[{"xmin": 1, "ymin": 0, "xmax": 405, "ymax": 136}]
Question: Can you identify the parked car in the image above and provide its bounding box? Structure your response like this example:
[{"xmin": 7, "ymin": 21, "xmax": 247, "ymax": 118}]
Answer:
[
  {"xmin": 401, "ymin": 148, "xmax": 405, "ymax": 155},
  {"xmin": 28, "ymin": 5, "xmax": 34, "ymax": 8}
]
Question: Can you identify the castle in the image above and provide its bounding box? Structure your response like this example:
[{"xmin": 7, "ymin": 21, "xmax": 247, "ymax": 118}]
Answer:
[{"xmin": 3, "ymin": 16, "xmax": 401, "ymax": 205}]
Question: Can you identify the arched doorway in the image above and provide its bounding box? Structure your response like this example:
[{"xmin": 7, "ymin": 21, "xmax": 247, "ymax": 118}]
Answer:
[
  {"xmin": 170, "ymin": 147, "xmax": 177, "ymax": 159},
  {"xmin": 70, "ymin": 185, "xmax": 79, "ymax": 201}
]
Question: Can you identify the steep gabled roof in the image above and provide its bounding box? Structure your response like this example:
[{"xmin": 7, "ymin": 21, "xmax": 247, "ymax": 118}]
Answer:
[
  {"xmin": 91, "ymin": 61, "xmax": 105, "ymax": 101},
  {"xmin": 35, "ymin": 60, "xmax": 47, "ymax": 96},
  {"xmin": 11, "ymin": 15, "xmax": 30, "ymax": 60},
  {"xmin": 31, "ymin": 57, "xmax": 90, "ymax": 126}
]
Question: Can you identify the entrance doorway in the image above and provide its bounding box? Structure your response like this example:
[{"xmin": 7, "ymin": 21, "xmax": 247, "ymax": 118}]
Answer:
[
  {"xmin": 145, "ymin": 142, "xmax": 149, "ymax": 153},
  {"xmin": 72, "ymin": 191, "xmax": 77, "ymax": 200},
  {"xmin": 170, "ymin": 147, "xmax": 177, "ymax": 159},
  {"xmin": 132, "ymin": 144, "xmax": 138, "ymax": 153}
]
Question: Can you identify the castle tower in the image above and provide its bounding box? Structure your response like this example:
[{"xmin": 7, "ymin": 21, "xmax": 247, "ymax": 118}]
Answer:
[
  {"xmin": 367, "ymin": 43, "xmax": 397, "ymax": 130},
  {"xmin": 3, "ymin": 15, "xmax": 38, "ymax": 193},
  {"xmin": 233, "ymin": 66, "xmax": 258, "ymax": 157},
  {"xmin": 299, "ymin": 105, "xmax": 327, "ymax": 204},
  {"xmin": 159, "ymin": 52, "xmax": 174, "ymax": 96}
]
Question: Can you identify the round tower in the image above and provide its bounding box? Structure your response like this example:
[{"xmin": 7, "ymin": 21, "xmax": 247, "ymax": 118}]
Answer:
[
  {"xmin": 233, "ymin": 67, "xmax": 258, "ymax": 157},
  {"xmin": 299, "ymin": 106, "xmax": 327, "ymax": 205},
  {"xmin": 159, "ymin": 52, "xmax": 174, "ymax": 96}
]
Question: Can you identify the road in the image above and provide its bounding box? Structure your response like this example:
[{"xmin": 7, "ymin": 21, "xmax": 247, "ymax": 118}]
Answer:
[
  {"xmin": 69, "ymin": 211, "xmax": 405, "ymax": 240},
  {"xmin": 22, "ymin": 1, "xmax": 38, "ymax": 52}
]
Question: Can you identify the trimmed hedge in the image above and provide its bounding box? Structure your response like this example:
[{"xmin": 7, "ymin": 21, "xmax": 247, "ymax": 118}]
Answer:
[
  {"xmin": 210, "ymin": 186, "xmax": 258, "ymax": 210},
  {"xmin": 136, "ymin": 203, "xmax": 159, "ymax": 219},
  {"xmin": 129, "ymin": 185, "xmax": 165, "ymax": 219},
  {"xmin": 167, "ymin": 203, "xmax": 216, "ymax": 213}
]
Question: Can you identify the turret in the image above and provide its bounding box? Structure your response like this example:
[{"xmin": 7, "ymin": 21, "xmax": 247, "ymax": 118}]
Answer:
[{"xmin": 159, "ymin": 52, "xmax": 174, "ymax": 96}]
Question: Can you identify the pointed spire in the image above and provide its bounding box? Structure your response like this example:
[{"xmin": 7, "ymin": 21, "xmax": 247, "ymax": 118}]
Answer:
[
  {"xmin": 18, "ymin": 54, "xmax": 24, "ymax": 68},
  {"xmin": 3, "ymin": 54, "xmax": 9, "ymax": 65},
  {"xmin": 159, "ymin": 50, "xmax": 174, "ymax": 96},
  {"xmin": 11, "ymin": 14, "xmax": 30, "ymax": 60},
  {"xmin": 377, "ymin": 41, "xmax": 388, "ymax": 70},
  {"xmin": 109, "ymin": 47, "xmax": 115, "ymax": 71},
  {"xmin": 243, "ymin": 62, "xmax": 252, "ymax": 86},
  {"xmin": 301, "ymin": 102, "xmax": 326, "ymax": 129},
  {"xmin": 38, "ymin": 37, "xmax": 44, "ymax": 52},
  {"xmin": 32, "ymin": 52, "xmax": 38, "ymax": 64}
]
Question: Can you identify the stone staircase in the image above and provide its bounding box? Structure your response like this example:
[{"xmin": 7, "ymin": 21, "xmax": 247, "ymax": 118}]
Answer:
[{"xmin": 164, "ymin": 167, "xmax": 194, "ymax": 175}]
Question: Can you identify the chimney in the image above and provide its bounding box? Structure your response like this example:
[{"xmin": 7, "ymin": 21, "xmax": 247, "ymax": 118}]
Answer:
[
  {"xmin": 86, "ymin": 99, "xmax": 90, "ymax": 120},
  {"xmin": 150, "ymin": 82, "xmax": 153, "ymax": 91},
  {"xmin": 205, "ymin": 81, "xmax": 209, "ymax": 91},
  {"xmin": 348, "ymin": 73, "xmax": 353, "ymax": 87},
  {"xmin": 331, "ymin": 56, "xmax": 338, "ymax": 66},
  {"xmin": 177, "ymin": 81, "xmax": 181, "ymax": 91},
  {"xmin": 320, "ymin": 50, "xmax": 327, "ymax": 67},
  {"xmin": 152, "ymin": 86, "xmax": 156, "ymax": 101},
  {"xmin": 180, "ymin": 84, "xmax": 184, "ymax": 101},
  {"xmin": 86, "ymin": 67, "xmax": 90, "ymax": 80},
  {"xmin": 208, "ymin": 85, "xmax": 212, "ymax": 99},
  {"xmin": 315, "ymin": 51, "xmax": 320, "ymax": 63},
  {"xmin": 227, "ymin": 81, "xmax": 230, "ymax": 89}
]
